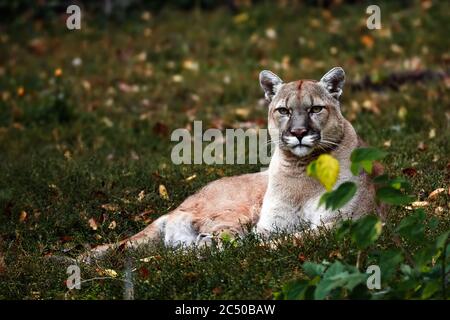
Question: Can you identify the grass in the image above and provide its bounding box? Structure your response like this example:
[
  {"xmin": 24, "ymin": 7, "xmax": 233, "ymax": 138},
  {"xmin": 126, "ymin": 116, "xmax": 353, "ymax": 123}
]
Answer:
[{"xmin": 0, "ymin": 1, "xmax": 449, "ymax": 299}]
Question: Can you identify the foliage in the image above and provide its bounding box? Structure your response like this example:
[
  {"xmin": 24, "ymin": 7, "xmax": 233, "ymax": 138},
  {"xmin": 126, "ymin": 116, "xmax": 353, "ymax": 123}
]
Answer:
[
  {"xmin": 277, "ymin": 148, "xmax": 448, "ymax": 300},
  {"xmin": 276, "ymin": 213, "xmax": 449, "ymax": 300}
]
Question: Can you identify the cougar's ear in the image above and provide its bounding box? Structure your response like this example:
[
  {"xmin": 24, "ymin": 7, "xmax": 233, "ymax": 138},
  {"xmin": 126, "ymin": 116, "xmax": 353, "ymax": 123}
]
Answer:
[
  {"xmin": 259, "ymin": 70, "xmax": 283, "ymax": 102},
  {"xmin": 319, "ymin": 67, "xmax": 345, "ymax": 99}
]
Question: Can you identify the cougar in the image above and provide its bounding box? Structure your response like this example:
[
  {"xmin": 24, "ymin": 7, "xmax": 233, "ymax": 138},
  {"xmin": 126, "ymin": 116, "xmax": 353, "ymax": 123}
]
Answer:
[{"xmin": 83, "ymin": 67, "xmax": 382, "ymax": 261}]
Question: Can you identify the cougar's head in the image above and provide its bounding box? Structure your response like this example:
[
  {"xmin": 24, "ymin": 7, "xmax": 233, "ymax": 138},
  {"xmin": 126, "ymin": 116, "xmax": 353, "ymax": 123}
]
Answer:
[{"xmin": 260, "ymin": 67, "xmax": 346, "ymax": 158}]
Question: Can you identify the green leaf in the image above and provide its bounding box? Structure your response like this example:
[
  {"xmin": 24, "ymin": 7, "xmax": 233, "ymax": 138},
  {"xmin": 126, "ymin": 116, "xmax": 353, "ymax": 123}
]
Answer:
[
  {"xmin": 351, "ymin": 215, "xmax": 382, "ymax": 249},
  {"xmin": 373, "ymin": 175, "xmax": 411, "ymax": 192},
  {"xmin": 435, "ymin": 230, "xmax": 449, "ymax": 251},
  {"xmin": 413, "ymin": 245, "xmax": 436, "ymax": 272},
  {"xmin": 319, "ymin": 182, "xmax": 357, "ymax": 210},
  {"xmin": 314, "ymin": 261, "xmax": 367, "ymax": 300},
  {"xmin": 421, "ymin": 281, "xmax": 440, "ymax": 299},
  {"xmin": 302, "ymin": 262, "xmax": 326, "ymax": 278},
  {"xmin": 360, "ymin": 160, "xmax": 373, "ymax": 174},
  {"xmin": 307, "ymin": 154, "xmax": 340, "ymax": 191},
  {"xmin": 376, "ymin": 186, "xmax": 414, "ymax": 205},
  {"xmin": 335, "ymin": 220, "xmax": 352, "ymax": 241},
  {"xmin": 350, "ymin": 147, "xmax": 387, "ymax": 175},
  {"xmin": 396, "ymin": 209, "xmax": 426, "ymax": 242},
  {"xmin": 351, "ymin": 147, "xmax": 388, "ymax": 163},
  {"xmin": 278, "ymin": 279, "xmax": 311, "ymax": 300},
  {"xmin": 377, "ymin": 249, "xmax": 403, "ymax": 281}
]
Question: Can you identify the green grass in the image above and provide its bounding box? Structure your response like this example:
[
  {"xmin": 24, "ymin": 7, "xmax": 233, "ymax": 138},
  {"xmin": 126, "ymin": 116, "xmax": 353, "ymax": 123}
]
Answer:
[{"xmin": 0, "ymin": 1, "xmax": 449, "ymax": 299}]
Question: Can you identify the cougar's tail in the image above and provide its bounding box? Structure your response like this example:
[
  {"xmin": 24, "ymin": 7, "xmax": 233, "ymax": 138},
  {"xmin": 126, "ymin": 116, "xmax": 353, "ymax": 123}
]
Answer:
[{"xmin": 79, "ymin": 214, "xmax": 168, "ymax": 264}]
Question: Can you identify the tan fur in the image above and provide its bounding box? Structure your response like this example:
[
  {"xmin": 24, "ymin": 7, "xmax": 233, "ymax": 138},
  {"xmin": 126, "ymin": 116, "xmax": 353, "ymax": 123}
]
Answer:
[{"xmin": 82, "ymin": 67, "xmax": 382, "ymax": 262}]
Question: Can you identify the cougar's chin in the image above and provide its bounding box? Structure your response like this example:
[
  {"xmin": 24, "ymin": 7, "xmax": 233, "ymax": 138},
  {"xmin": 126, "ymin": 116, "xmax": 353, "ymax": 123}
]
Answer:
[{"xmin": 289, "ymin": 145, "xmax": 312, "ymax": 157}]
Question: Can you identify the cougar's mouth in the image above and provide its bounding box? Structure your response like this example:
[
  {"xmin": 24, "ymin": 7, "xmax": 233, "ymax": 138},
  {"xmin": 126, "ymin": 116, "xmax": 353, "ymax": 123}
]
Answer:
[
  {"xmin": 282, "ymin": 134, "xmax": 320, "ymax": 157},
  {"xmin": 282, "ymin": 134, "xmax": 320, "ymax": 148}
]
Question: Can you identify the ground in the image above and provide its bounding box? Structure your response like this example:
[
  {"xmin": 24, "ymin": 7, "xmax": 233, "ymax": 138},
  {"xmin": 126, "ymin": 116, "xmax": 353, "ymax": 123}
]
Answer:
[{"xmin": 0, "ymin": 1, "xmax": 449, "ymax": 299}]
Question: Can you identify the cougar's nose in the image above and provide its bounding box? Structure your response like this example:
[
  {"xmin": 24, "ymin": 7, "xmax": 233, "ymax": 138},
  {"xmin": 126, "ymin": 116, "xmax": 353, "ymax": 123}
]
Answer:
[{"xmin": 290, "ymin": 128, "xmax": 308, "ymax": 140}]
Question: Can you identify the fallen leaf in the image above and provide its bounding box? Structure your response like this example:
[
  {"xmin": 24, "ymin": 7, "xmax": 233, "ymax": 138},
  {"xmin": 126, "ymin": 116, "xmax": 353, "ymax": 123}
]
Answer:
[
  {"xmin": 137, "ymin": 190, "xmax": 145, "ymax": 202},
  {"xmin": 54, "ymin": 68, "xmax": 63, "ymax": 77},
  {"xmin": 212, "ymin": 287, "xmax": 223, "ymax": 296},
  {"xmin": 17, "ymin": 86, "xmax": 25, "ymax": 97},
  {"xmin": 411, "ymin": 201, "xmax": 429, "ymax": 208},
  {"xmin": 329, "ymin": 250, "xmax": 343, "ymax": 259},
  {"xmin": 88, "ymin": 218, "xmax": 98, "ymax": 230},
  {"xmin": 108, "ymin": 221, "xmax": 117, "ymax": 230},
  {"xmin": 101, "ymin": 203, "xmax": 118, "ymax": 211},
  {"xmin": 159, "ymin": 185, "xmax": 169, "ymax": 200},
  {"xmin": 172, "ymin": 74, "xmax": 183, "ymax": 83},
  {"xmin": 428, "ymin": 128, "xmax": 436, "ymax": 139},
  {"xmin": 182, "ymin": 59, "xmax": 199, "ymax": 72},
  {"xmin": 233, "ymin": 12, "xmax": 249, "ymax": 24},
  {"xmin": 417, "ymin": 141, "xmax": 427, "ymax": 151},
  {"xmin": 0, "ymin": 254, "xmax": 6, "ymax": 275},
  {"xmin": 428, "ymin": 188, "xmax": 445, "ymax": 200},
  {"xmin": 153, "ymin": 122, "xmax": 169, "ymax": 136},
  {"xmin": 185, "ymin": 174, "xmax": 196, "ymax": 182},
  {"xmin": 402, "ymin": 167, "xmax": 418, "ymax": 177},
  {"xmin": 139, "ymin": 267, "xmax": 150, "ymax": 279},
  {"xmin": 398, "ymin": 106, "xmax": 407, "ymax": 120},
  {"xmin": 103, "ymin": 269, "xmax": 118, "ymax": 278},
  {"xmin": 265, "ymin": 28, "xmax": 277, "ymax": 40},
  {"xmin": 360, "ymin": 35, "xmax": 374, "ymax": 49},
  {"xmin": 19, "ymin": 210, "xmax": 27, "ymax": 222},
  {"xmin": 235, "ymin": 108, "xmax": 250, "ymax": 118}
]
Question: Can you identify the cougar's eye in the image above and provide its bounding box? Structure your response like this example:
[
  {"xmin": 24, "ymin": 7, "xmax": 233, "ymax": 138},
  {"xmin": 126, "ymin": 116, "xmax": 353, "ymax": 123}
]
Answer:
[
  {"xmin": 276, "ymin": 107, "xmax": 290, "ymax": 115},
  {"xmin": 310, "ymin": 105, "xmax": 324, "ymax": 114}
]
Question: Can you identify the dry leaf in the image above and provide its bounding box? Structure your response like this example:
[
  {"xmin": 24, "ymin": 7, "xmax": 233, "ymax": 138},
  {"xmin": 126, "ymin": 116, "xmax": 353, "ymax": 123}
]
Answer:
[
  {"xmin": 19, "ymin": 210, "xmax": 27, "ymax": 222},
  {"xmin": 402, "ymin": 167, "xmax": 418, "ymax": 177},
  {"xmin": 159, "ymin": 184, "xmax": 169, "ymax": 200},
  {"xmin": 428, "ymin": 188, "xmax": 445, "ymax": 200},
  {"xmin": 88, "ymin": 218, "xmax": 98, "ymax": 231},
  {"xmin": 235, "ymin": 108, "xmax": 250, "ymax": 118},
  {"xmin": 398, "ymin": 106, "xmax": 407, "ymax": 120},
  {"xmin": 108, "ymin": 221, "xmax": 117, "ymax": 230},
  {"xmin": 0, "ymin": 254, "xmax": 6, "ymax": 275},
  {"xmin": 212, "ymin": 287, "xmax": 223, "ymax": 295},
  {"xmin": 137, "ymin": 190, "xmax": 145, "ymax": 202},
  {"xmin": 428, "ymin": 128, "xmax": 436, "ymax": 139},
  {"xmin": 185, "ymin": 174, "xmax": 196, "ymax": 182},
  {"xmin": 360, "ymin": 35, "xmax": 374, "ymax": 49},
  {"xmin": 417, "ymin": 141, "xmax": 427, "ymax": 151},
  {"xmin": 411, "ymin": 201, "xmax": 429, "ymax": 208},
  {"xmin": 182, "ymin": 59, "xmax": 199, "ymax": 72},
  {"xmin": 103, "ymin": 269, "xmax": 118, "ymax": 278},
  {"xmin": 101, "ymin": 203, "xmax": 118, "ymax": 211}
]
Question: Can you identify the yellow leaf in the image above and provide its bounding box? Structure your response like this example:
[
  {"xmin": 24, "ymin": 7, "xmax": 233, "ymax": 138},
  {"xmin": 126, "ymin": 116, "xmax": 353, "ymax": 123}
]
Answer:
[
  {"xmin": 398, "ymin": 106, "xmax": 407, "ymax": 120},
  {"xmin": 314, "ymin": 154, "xmax": 340, "ymax": 191},
  {"xmin": 159, "ymin": 184, "xmax": 169, "ymax": 200},
  {"xmin": 103, "ymin": 269, "xmax": 118, "ymax": 278},
  {"xmin": 233, "ymin": 12, "xmax": 249, "ymax": 24},
  {"xmin": 185, "ymin": 174, "xmax": 196, "ymax": 182}
]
